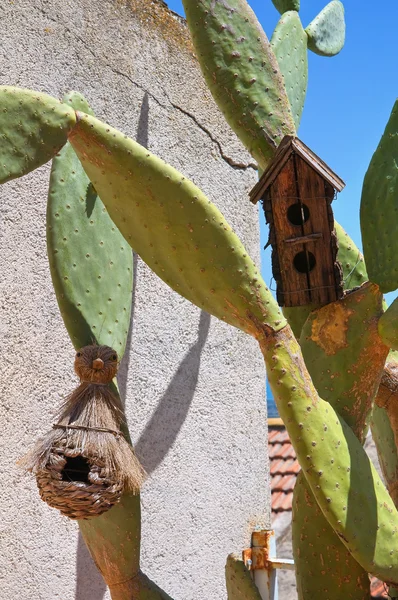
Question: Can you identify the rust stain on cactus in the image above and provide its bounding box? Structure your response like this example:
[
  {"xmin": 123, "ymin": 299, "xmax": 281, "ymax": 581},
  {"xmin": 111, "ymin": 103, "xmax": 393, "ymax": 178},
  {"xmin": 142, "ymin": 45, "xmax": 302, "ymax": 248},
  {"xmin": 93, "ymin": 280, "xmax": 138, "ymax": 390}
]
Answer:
[
  {"xmin": 311, "ymin": 303, "xmax": 353, "ymax": 356},
  {"xmin": 342, "ymin": 319, "xmax": 388, "ymax": 441}
]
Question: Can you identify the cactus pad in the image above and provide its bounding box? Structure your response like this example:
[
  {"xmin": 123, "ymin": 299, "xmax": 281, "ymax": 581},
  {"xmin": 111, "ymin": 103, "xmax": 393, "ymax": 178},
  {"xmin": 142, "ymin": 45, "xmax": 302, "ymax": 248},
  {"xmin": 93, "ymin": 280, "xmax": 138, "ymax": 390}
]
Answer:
[
  {"xmin": 271, "ymin": 11, "xmax": 308, "ymax": 129},
  {"xmin": 361, "ymin": 100, "xmax": 398, "ymax": 292},
  {"xmin": 271, "ymin": 0, "xmax": 300, "ymax": 14},
  {"xmin": 300, "ymin": 282, "xmax": 387, "ymax": 440},
  {"xmin": 225, "ymin": 554, "xmax": 262, "ymax": 600},
  {"xmin": 335, "ymin": 221, "xmax": 368, "ymax": 290},
  {"xmin": 80, "ymin": 493, "xmax": 173, "ymax": 599},
  {"xmin": 379, "ymin": 299, "xmax": 398, "ymax": 351},
  {"xmin": 47, "ymin": 92, "xmax": 133, "ymax": 355},
  {"xmin": 260, "ymin": 325, "xmax": 398, "ymax": 584},
  {"xmin": 68, "ymin": 112, "xmax": 286, "ymax": 335},
  {"xmin": 305, "ymin": 1, "xmax": 345, "ymax": 57},
  {"xmin": 0, "ymin": 86, "xmax": 76, "ymax": 183},
  {"xmin": 292, "ymin": 471, "xmax": 370, "ymax": 600},
  {"xmin": 181, "ymin": 0, "xmax": 296, "ymax": 170}
]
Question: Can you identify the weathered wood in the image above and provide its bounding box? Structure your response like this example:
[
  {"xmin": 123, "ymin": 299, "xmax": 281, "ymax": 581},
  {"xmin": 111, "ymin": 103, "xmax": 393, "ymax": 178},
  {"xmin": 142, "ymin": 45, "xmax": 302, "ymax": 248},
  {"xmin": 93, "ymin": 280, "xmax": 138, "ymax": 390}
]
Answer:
[
  {"xmin": 295, "ymin": 156, "xmax": 339, "ymax": 305},
  {"xmin": 250, "ymin": 136, "xmax": 345, "ymax": 204},
  {"xmin": 253, "ymin": 139, "xmax": 344, "ymax": 307},
  {"xmin": 270, "ymin": 159, "xmax": 311, "ymax": 306},
  {"xmin": 284, "ymin": 232, "xmax": 323, "ymax": 245}
]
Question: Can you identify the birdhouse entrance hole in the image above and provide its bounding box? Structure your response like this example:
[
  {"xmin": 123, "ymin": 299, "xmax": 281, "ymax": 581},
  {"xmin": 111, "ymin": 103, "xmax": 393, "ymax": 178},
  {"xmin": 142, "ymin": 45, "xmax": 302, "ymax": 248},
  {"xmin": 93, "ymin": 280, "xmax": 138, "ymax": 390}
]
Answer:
[
  {"xmin": 293, "ymin": 250, "xmax": 316, "ymax": 274},
  {"xmin": 61, "ymin": 456, "xmax": 91, "ymax": 483},
  {"xmin": 249, "ymin": 136, "xmax": 345, "ymax": 307},
  {"xmin": 287, "ymin": 203, "xmax": 310, "ymax": 226}
]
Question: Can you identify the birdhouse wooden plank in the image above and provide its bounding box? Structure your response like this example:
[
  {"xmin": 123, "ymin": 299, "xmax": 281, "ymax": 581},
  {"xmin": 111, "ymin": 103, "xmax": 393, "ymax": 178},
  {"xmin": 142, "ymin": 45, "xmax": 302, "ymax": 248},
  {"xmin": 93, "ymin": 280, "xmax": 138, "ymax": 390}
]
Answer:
[{"xmin": 250, "ymin": 136, "xmax": 345, "ymax": 307}]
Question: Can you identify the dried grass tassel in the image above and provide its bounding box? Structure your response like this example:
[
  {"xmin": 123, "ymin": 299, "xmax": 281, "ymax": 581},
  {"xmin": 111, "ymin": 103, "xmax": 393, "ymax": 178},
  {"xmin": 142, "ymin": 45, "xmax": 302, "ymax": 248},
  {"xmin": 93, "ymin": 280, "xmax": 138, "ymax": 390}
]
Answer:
[{"xmin": 20, "ymin": 345, "xmax": 146, "ymax": 520}]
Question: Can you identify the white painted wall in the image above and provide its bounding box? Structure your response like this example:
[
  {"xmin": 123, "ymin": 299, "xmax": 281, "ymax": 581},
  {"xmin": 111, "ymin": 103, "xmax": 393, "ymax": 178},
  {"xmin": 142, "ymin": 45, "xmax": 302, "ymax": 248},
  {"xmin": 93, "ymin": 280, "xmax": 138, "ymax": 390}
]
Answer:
[{"xmin": 0, "ymin": 1, "xmax": 270, "ymax": 598}]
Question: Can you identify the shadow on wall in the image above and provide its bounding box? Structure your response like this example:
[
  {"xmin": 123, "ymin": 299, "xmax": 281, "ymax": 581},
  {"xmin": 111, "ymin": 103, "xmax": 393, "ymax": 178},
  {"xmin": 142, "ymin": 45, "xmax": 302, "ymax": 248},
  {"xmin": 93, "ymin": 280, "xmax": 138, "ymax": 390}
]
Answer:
[
  {"xmin": 135, "ymin": 309, "xmax": 211, "ymax": 474},
  {"xmin": 74, "ymin": 309, "xmax": 211, "ymax": 598}
]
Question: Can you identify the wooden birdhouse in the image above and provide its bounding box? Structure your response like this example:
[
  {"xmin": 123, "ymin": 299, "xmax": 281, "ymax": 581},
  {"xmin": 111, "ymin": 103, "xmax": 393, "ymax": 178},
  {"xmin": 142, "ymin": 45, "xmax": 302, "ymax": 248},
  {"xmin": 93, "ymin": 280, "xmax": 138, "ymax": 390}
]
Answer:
[{"xmin": 250, "ymin": 136, "xmax": 345, "ymax": 307}]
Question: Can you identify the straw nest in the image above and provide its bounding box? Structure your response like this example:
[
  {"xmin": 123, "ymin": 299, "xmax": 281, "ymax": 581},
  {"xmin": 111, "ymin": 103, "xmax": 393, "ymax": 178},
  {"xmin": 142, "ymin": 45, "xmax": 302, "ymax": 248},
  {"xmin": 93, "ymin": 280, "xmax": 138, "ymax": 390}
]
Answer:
[{"xmin": 20, "ymin": 345, "xmax": 146, "ymax": 520}]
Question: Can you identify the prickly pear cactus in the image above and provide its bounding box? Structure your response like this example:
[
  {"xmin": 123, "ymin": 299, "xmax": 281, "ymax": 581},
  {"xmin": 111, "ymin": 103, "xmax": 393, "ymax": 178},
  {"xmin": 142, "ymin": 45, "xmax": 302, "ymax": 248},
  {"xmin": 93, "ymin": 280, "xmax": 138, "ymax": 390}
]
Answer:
[
  {"xmin": 379, "ymin": 299, "xmax": 398, "ymax": 351},
  {"xmin": 305, "ymin": 1, "xmax": 345, "ymax": 57},
  {"xmin": 271, "ymin": 11, "xmax": 308, "ymax": 129},
  {"xmin": 300, "ymin": 282, "xmax": 387, "ymax": 439},
  {"xmin": 0, "ymin": 86, "xmax": 76, "ymax": 183},
  {"xmin": 80, "ymin": 494, "xmax": 173, "ymax": 600},
  {"xmin": 291, "ymin": 282, "xmax": 389, "ymax": 597},
  {"xmin": 45, "ymin": 93, "xmax": 171, "ymax": 600},
  {"xmin": 47, "ymin": 91, "xmax": 133, "ymax": 353},
  {"xmin": 67, "ymin": 112, "xmax": 286, "ymax": 335},
  {"xmin": 361, "ymin": 99, "xmax": 398, "ymax": 293},
  {"xmin": 271, "ymin": 0, "xmax": 300, "ymax": 13},
  {"xmin": 292, "ymin": 471, "xmax": 370, "ymax": 600},
  {"xmin": 181, "ymin": 0, "xmax": 296, "ymax": 170}
]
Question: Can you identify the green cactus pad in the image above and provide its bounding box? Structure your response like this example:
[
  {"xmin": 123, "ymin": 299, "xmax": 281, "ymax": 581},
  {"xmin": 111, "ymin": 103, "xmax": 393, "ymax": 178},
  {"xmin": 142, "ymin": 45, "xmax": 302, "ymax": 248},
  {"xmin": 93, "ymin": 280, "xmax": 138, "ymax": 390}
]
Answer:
[
  {"xmin": 282, "ymin": 303, "xmax": 320, "ymax": 338},
  {"xmin": 305, "ymin": 1, "xmax": 345, "ymax": 57},
  {"xmin": 372, "ymin": 359, "xmax": 398, "ymax": 503},
  {"xmin": 68, "ymin": 113, "xmax": 286, "ymax": 335},
  {"xmin": 361, "ymin": 100, "xmax": 398, "ymax": 292},
  {"xmin": 371, "ymin": 354, "xmax": 398, "ymax": 596},
  {"xmin": 292, "ymin": 471, "xmax": 370, "ymax": 600},
  {"xmin": 47, "ymin": 92, "xmax": 133, "ymax": 355},
  {"xmin": 260, "ymin": 325, "xmax": 398, "ymax": 584},
  {"xmin": 0, "ymin": 86, "xmax": 76, "ymax": 183},
  {"xmin": 271, "ymin": 0, "xmax": 300, "ymax": 14},
  {"xmin": 80, "ymin": 493, "xmax": 173, "ymax": 599},
  {"xmin": 225, "ymin": 555, "xmax": 262, "ymax": 600},
  {"xmin": 379, "ymin": 298, "xmax": 398, "ymax": 350},
  {"xmin": 293, "ymin": 284, "xmax": 388, "ymax": 597},
  {"xmin": 300, "ymin": 282, "xmax": 387, "ymax": 440},
  {"xmin": 335, "ymin": 221, "xmax": 368, "ymax": 290},
  {"xmin": 181, "ymin": 0, "xmax": 296, "ymax": 170},
  {"xmin": 271, "ymin": 11, "xmax": 308, "ymax": 129}
]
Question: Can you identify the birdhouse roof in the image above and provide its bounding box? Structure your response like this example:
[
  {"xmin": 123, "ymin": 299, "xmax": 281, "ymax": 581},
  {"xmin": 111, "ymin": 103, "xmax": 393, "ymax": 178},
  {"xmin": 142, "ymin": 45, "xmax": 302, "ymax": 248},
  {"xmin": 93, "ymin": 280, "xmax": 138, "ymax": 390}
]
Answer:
[{"xmin": 249, "ymin": 135, "xmax": 345, "ymax": 204}]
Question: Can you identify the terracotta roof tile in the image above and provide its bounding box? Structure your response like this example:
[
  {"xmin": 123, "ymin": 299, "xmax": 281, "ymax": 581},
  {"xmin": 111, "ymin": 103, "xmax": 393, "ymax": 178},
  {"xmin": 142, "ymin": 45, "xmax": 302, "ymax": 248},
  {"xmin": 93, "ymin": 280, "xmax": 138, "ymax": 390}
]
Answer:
[
  {"xmin": 274, "ymin": 474, "xmax": 297, "ymax": 492},
  {"xmin": 269, "ymin": 426, "xmax": 299, "ymax": 513},
  {"xmin": 268, "ymin": 428, "xmax": 290, "ymax": 443},
  {"xmin": 271, "ymin": 457, "xmax": 300, "ymax": 476}
]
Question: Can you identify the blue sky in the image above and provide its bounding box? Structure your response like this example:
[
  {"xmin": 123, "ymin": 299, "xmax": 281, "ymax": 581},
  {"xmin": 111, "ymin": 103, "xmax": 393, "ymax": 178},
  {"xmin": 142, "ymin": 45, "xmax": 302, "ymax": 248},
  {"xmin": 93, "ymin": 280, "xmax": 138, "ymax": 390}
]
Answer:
[{"xmin": 166, "ymin": 0, "xmax": 398, "ymax": 413}]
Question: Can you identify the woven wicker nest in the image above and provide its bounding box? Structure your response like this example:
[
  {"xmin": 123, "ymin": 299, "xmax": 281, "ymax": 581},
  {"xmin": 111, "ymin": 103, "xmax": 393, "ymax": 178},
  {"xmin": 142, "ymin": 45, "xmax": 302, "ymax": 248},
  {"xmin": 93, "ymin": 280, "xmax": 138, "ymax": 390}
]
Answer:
[{"xmin": 36, "ymin": 443, "xmax": 123, "ymax": 520}]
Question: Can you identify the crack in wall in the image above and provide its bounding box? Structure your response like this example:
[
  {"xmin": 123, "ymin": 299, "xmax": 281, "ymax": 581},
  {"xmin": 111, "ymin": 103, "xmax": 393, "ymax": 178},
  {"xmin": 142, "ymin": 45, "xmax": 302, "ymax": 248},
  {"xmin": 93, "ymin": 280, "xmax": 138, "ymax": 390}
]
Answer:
[
  {"xmin": 32, "ymin": 4, "xmax": 257, "ymax": 171},
  {"xmin": 110, "ymin": 67, "xmax": 257, "ymax": 171}
]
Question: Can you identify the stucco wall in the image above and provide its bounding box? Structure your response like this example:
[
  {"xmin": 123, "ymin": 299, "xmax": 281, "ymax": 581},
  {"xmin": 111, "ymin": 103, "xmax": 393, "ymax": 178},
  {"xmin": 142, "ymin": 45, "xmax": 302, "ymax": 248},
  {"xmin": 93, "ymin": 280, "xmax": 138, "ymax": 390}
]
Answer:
[{"xmin": 0, "ymin": 1, "xmax": 269, "ymax": 599}]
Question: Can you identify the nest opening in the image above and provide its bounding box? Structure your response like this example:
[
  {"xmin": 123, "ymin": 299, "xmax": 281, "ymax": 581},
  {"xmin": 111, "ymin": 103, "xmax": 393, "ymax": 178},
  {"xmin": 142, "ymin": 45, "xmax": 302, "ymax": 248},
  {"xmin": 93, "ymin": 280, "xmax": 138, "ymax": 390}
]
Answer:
[
  {"xmin": 287, "ymin": 202, "xmax": 310, "ymax": 226},
  {"xmin": 61, "ymin": 455, "xmax": 91, "ymax": 484}
]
